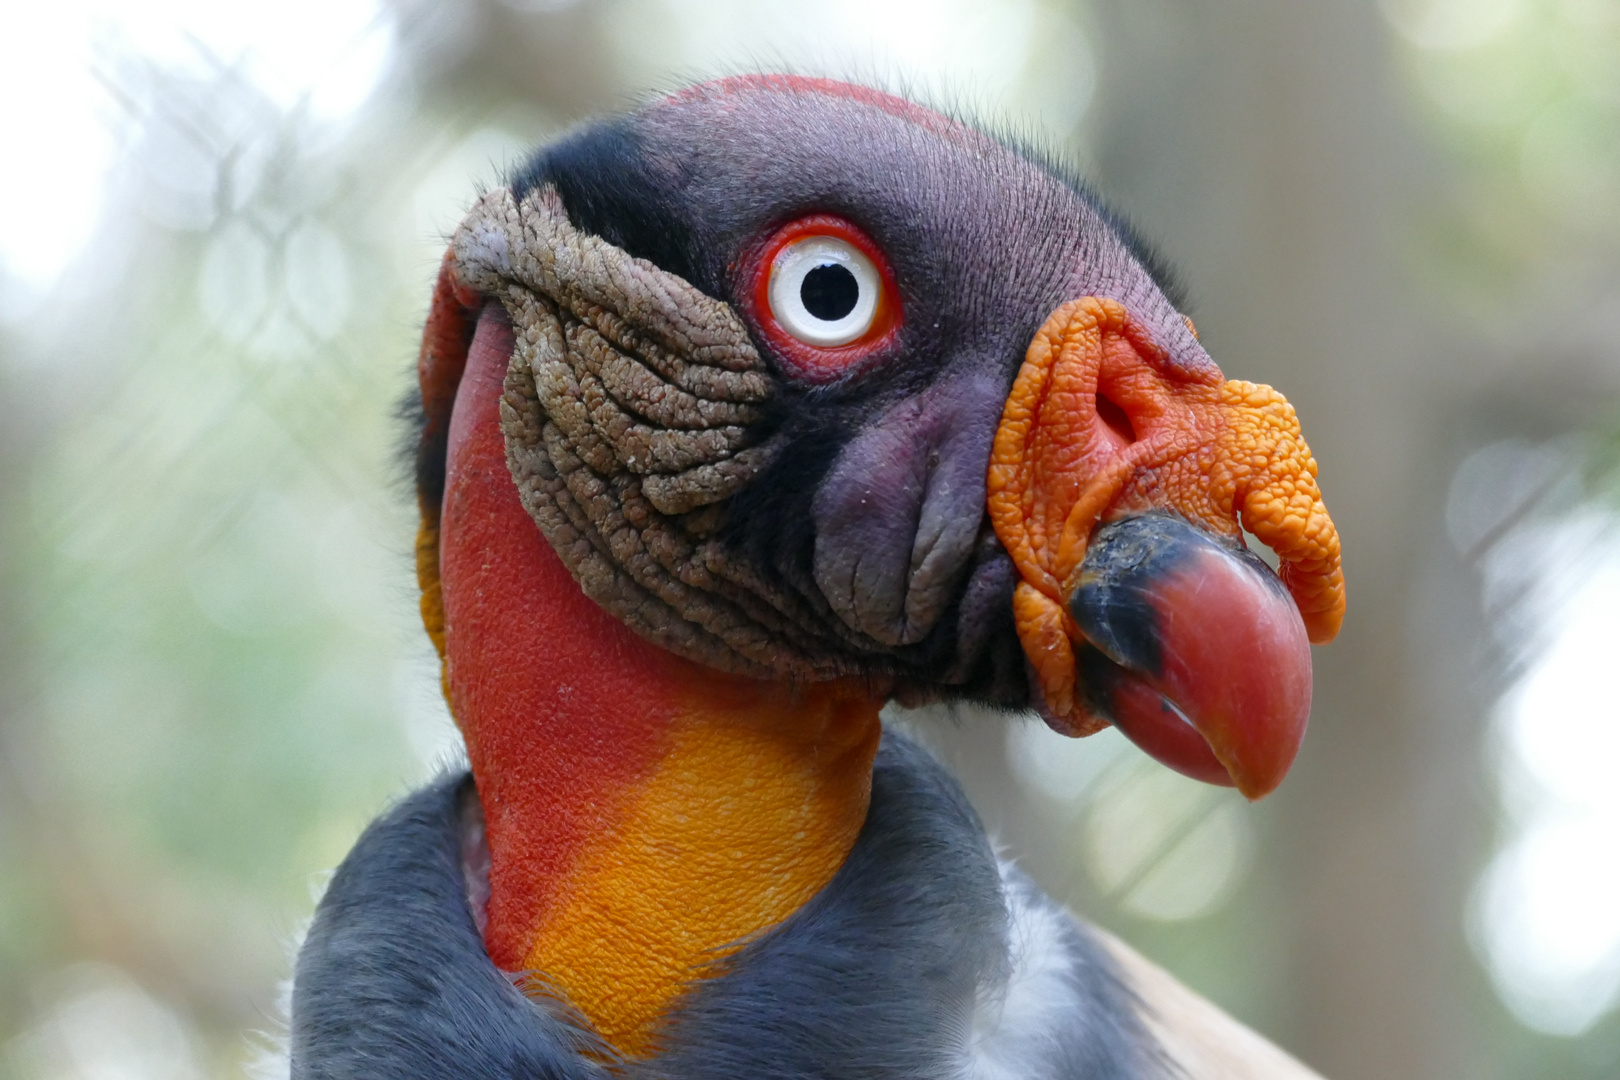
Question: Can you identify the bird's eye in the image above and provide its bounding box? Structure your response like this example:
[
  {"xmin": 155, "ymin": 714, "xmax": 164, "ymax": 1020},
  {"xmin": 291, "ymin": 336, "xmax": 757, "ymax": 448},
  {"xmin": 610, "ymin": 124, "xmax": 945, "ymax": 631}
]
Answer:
[
  {"xmin": 769, "ymin": 238, "xmax": 880, "ymax": 346},
  {"xmin": 746, "ymin": 214, "xmax": 901, "ymax": 382}
]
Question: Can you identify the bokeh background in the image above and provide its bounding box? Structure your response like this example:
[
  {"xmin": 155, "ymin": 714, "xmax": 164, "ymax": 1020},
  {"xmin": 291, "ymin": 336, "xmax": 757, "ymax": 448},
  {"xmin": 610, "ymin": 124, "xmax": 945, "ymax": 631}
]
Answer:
[{"xmin": 3, "ymin": 0, "xmax": 1620, "ymax": 1076}]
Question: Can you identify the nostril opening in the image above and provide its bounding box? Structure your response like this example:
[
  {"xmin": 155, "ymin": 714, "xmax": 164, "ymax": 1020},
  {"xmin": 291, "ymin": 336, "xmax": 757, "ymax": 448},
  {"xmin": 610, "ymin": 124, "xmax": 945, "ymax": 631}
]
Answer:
[{"xmin": 1096, "ymin": 391, "xmax": 1137, "ymax": 446}]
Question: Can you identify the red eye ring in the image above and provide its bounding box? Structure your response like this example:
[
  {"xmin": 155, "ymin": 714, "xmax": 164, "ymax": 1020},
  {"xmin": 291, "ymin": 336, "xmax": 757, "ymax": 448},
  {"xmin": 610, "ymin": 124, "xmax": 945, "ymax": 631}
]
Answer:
[{"xmin": 742, "ymin": 214, "xmax": 902, "ymax": 383}]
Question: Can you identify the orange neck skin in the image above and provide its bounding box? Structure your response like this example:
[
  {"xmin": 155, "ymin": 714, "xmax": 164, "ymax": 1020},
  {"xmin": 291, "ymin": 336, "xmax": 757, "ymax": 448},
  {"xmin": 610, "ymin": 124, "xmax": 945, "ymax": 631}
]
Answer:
[{"xmin": 438, "ymin": 308, "xmax": 883, "ymax": 1057}]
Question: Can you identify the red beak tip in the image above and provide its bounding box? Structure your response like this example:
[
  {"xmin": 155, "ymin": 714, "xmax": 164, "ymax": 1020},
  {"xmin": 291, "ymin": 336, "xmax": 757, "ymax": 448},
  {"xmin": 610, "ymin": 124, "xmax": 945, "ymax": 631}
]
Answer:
[{"xmin": 1071, "ymin": 516, "xmax": 1313, "ymax": 796}]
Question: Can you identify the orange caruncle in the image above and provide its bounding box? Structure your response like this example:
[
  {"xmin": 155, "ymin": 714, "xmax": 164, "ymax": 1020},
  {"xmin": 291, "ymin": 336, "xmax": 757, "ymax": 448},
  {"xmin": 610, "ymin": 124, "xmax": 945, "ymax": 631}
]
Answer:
[{"xmin": 987, "ymin": 297, "xmax": 1345, "ymax": 732}]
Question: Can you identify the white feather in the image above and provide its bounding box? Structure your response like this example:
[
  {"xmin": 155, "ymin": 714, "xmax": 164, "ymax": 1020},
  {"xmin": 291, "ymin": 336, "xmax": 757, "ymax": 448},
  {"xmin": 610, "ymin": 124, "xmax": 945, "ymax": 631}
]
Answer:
[{"xmin": 960, "ymin": 859, "xmax": 1089, "ymax": 1080}]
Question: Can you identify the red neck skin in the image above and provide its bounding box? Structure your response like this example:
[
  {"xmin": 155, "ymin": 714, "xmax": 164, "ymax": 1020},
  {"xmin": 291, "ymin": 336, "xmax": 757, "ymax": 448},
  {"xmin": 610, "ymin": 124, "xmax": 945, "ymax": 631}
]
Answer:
[{"xmin": 436, "ymin": 305, "xmax": 883, "ymax": 1054}]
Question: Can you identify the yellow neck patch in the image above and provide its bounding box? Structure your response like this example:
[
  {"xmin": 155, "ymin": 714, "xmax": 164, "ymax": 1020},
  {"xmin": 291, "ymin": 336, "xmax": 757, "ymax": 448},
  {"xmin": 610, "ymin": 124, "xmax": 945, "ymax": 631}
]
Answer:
[{"xmin": 519, "ymin": 689, "xmax": 882, "ymax": 1056}]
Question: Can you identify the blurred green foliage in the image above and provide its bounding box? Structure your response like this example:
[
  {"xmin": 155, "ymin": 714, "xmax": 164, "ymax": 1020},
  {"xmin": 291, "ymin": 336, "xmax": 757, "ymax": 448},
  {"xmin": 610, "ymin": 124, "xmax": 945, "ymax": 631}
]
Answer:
[
  {"xmin": 1391, "ymin": 0, "xmax": 1620, "ymax": 319},
  {"xmin": 0, "ymin": 69, "xmax": 525, "ymax": 1072}
]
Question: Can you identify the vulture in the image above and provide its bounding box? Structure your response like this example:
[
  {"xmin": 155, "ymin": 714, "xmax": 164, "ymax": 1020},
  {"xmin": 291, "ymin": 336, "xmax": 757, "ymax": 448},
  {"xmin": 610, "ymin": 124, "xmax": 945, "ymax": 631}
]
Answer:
[{"xmin": 287, "ymin": 76, "xmax": 1345, "ymax": 1079}]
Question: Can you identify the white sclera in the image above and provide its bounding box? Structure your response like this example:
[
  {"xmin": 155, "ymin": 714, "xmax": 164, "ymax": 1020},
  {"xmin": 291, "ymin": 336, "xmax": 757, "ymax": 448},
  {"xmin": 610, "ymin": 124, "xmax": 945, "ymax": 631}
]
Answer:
[{"xmin": 767, "ymin": 236, "xmax": 882, "ymax": 347}]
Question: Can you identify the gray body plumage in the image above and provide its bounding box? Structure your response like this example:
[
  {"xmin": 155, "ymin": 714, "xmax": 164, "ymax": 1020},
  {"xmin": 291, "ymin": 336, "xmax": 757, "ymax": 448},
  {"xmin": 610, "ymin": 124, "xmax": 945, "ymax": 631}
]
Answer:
[{"xmin": 290, "ymin": 734, "xmax": 1170, "ymax": 1080}]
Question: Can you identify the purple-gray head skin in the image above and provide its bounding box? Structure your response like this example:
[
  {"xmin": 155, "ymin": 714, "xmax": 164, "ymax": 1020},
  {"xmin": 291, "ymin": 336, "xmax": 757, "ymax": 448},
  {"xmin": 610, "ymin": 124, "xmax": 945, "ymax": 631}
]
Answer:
[{"xmin": 417, "ymin": 75, "xmax": 1341, "ymax": 793}]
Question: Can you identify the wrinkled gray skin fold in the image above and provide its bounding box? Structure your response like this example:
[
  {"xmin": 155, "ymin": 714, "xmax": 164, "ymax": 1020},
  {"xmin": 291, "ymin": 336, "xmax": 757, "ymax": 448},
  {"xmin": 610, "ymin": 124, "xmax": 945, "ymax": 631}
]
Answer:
[{"xmin": 290, "ymin": 734, "xmax": 1169, "ymax": 1080}]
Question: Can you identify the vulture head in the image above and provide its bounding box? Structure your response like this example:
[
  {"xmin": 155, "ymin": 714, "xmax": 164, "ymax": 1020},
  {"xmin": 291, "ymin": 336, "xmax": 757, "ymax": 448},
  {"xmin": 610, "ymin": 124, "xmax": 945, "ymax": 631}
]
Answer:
[{"xmin": 405, "ymin": 75, "xmax": 1344, "ymax": 1055}]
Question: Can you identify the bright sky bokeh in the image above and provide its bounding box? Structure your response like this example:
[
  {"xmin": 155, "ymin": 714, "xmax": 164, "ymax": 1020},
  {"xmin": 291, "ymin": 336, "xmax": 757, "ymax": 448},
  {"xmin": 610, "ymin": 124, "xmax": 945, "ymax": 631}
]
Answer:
[
  {"xmin": 1471, "ymin": 505, "xmax": 1620, "ymax": 1035},
  {"xmin": 0, "ymin": 0, "xmax": 394, "ymax": 320}
]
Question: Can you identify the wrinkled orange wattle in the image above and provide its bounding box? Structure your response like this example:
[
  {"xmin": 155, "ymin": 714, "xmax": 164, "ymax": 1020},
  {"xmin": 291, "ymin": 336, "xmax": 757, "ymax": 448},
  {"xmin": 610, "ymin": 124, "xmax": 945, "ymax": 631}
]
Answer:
[{"xmin": 987, "ymin": 297, "xmax": 1344, "ymax": 772}]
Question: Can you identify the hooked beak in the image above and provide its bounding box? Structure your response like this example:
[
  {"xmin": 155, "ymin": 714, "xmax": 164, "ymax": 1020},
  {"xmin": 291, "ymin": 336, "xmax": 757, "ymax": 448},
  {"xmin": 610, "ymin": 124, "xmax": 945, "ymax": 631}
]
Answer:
[
  {"xmin": 1069, "ymin": 514, "xmax": 1311, "ymax": 798},
  {"xmin": 988, "ymin": 298, "xmax": 1344, "ymax": 800}
]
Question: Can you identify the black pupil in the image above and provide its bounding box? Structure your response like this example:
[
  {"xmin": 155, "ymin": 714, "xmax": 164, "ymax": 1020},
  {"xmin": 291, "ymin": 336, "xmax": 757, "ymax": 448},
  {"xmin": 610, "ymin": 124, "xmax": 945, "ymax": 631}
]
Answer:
[{"xmin": 800, "ymin": 263, "xmax": 860, "ymax": 321}]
